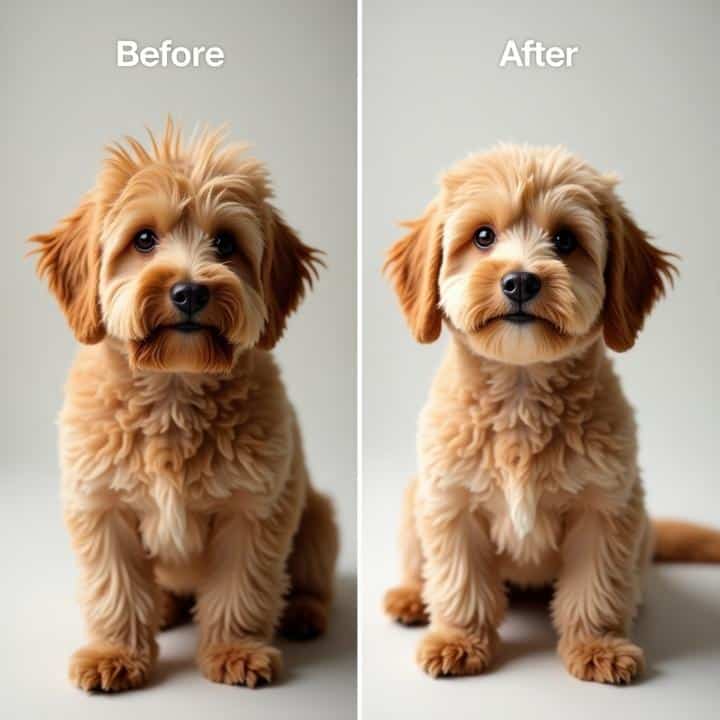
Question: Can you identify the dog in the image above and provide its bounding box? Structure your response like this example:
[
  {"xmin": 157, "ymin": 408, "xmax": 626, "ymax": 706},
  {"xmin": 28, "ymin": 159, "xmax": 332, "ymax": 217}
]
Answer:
[
  {"xmin": 382, "ymin": 144, "xmax": 720, "ymax": 684},
  {"xmin": 31, "ymin": 121, "xmax": 338, "ymax": 691}
]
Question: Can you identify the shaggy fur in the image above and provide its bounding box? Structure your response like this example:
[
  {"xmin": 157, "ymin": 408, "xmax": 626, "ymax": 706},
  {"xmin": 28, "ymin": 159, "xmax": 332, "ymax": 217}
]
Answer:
[
  {"xmin": 31, "ymin": 120, "xmax": 338, "ymax": 692},
  {"xmin": 383, "ymin": 145, "xmax": 719, "ymax": 684}
]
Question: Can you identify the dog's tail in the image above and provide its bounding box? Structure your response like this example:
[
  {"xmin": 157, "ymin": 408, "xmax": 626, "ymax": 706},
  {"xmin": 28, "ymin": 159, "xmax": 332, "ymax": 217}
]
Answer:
[{"xmin": 653, "ymin": 519, "xmax": 720, "ymax": 563}]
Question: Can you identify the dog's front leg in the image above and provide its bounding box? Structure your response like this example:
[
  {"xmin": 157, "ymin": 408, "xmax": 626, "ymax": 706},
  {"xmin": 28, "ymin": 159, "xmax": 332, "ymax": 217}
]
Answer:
[
  {"xmin": 195, "ymin": 507, "xmax": 294, "ymax": 688},
  {"xmin": 415, "ymin": 485, "xmax": 506, "ymax": 678},
  {"xmin": 552, "ymin": 485, "xmax": 648, "ymax": 684},
  {"xmin": 66, "ymin": 507, "xmax": 159, "ymax": 692}
]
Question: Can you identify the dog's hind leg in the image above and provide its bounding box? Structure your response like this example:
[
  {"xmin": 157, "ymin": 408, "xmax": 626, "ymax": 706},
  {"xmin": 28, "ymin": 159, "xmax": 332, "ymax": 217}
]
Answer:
[
  {"xmin": 158, "ymin": 589, "xmax": 194, "ymax": 631},
  {"xmin": 383, "ymin": 476, "xmax": 429, "ymax": 626},
  {"xmin": 279, "ymin": 485, "xmax": 339, "ymax": 640}
]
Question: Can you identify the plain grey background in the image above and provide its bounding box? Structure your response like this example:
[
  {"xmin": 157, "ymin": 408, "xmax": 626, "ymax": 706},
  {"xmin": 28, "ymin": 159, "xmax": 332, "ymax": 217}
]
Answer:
[
  {"xmin": 0, "ymin": 1, "xmax": 356, "ymax": 718},
  {"xmin": 362, "ymin": 0, "xmax": 720, "ymax": 718}
]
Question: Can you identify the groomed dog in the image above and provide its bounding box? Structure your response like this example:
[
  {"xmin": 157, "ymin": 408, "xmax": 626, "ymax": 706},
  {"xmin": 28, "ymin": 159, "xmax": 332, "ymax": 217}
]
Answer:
[
  {"xmin": 31, "ymin": 121, "xmax": 338, "ymax": 691},
  {"xmin": 383, "ymin": 145, "xmax": 720, "ymax": 684}
]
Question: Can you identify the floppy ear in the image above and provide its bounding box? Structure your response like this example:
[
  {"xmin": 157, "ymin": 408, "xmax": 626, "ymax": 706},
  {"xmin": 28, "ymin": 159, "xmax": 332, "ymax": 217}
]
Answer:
[
  {"xmin": 383, "ymin": 201, "xmax": 443, "ymax": 343},
  {"xmin": 257, "ymin": 208, "xmax": 322, "ymax": 350},
  {"xmin": 30, "ymin": 195, "xmax": 106, "ymax": 344},
  {"xmin": 602, "ymin": 192, "xmax": 677, "ymax": 352}
]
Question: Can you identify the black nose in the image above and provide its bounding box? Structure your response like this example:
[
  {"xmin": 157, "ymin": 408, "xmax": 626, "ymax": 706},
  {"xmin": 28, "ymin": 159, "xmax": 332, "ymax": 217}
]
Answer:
[
  {"xmin": 501, "ymin": 272, "xmax": 542, "ymax": 304},
  {"xmin": 170, "ymin": 282, "xmax": 210, "ymax": 315}
]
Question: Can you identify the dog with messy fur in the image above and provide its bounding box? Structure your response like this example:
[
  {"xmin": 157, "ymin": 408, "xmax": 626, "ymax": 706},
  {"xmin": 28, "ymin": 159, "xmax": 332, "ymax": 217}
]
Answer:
[
  {"xmin": 31, "ymin": 120, "xmax": 338, "ymax": 692},
  {"xmin": 383, "ymin": 144, "xmax": 720, "ymax": 684}
]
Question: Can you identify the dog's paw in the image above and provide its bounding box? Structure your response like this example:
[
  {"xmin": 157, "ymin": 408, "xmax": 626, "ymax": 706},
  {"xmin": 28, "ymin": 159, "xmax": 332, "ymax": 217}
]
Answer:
[
  {"xmin": 279, "ymin": 594, "xmax": 329, "ymax": 640},
  {"xmin": 69, "ymin": 643, "xmax": 154, "ymax": 692},
  {"xmin": 384, "ymin": 585, "xmax": 429, "ymax": 626},
  {"xmin": 198, "ymin": 641, "xmax": 282, "ymax": 688},
  {"xmin": 417, "ymin": 627, "xmax": 497, "ymax": 678},
  {"xmin": 561, "ymin": 634, "xmax": 645, "ymax": 685},
  {"xmin": 158, "ymin": 589, "xmax": 194, "ymax": 631}
]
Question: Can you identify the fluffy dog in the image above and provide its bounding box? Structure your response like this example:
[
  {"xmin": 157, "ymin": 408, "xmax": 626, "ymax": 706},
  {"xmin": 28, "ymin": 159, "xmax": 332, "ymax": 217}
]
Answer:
[
  {"xmin": 31, "ymin": 121, "xmax": 338, "ymax": 691},
  {"xmin": 383, "ymin": 145, "xmax": 720, "ymax": 684}
]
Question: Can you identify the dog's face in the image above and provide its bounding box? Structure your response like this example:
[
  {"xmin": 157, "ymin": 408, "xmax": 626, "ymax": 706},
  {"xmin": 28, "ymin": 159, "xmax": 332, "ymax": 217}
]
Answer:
[
  {"xmin": 32, "ymin": 122, "xmax": 320, "ymax": 373},
  {"xmin": 385, "ymin": 145, "xmax": 676, "ymax": 363}
]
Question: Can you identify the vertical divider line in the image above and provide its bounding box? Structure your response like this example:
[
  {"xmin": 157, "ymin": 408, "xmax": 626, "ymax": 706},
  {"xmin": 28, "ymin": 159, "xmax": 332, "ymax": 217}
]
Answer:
[{"xmin": 356, "ymin": 0, "xmax": 364, "ymax": 717}]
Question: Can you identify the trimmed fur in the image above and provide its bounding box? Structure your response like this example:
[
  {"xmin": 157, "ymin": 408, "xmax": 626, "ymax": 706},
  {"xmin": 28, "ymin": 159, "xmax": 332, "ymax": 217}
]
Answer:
[
  {"xmin": 31, "ymin": 120, "xmax": 338, "ymax": 691},
  {"xmin": 383, "ymin": 145, "xmax": 718, "ymax": 684}
]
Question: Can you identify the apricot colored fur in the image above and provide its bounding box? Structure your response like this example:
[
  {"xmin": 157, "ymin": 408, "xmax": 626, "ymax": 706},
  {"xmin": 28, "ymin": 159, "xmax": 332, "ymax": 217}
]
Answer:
[
  {"xmin": 383, "ymin": 145, "xmax": 719, "ymax": 684},
  {"xmin": 31, "ymin": 120, "xmax": 338, "ymax": 692}
]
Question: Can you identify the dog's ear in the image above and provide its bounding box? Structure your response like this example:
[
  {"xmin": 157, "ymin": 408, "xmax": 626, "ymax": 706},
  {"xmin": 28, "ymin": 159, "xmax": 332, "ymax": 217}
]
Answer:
[
  {"xmin": 383, "ymin": 201, "xmax": 444, "ymax": 343},
  {"xmin": 257, "ymin": 208, "xmax": 322, "ymax": 349},
  {"xmin": 602, "ymin": 191, "xmax": 677, "ymax": 352},
  {"xmin": 30, "ymin": 195, "xmax": 106, "ymax": 344}
]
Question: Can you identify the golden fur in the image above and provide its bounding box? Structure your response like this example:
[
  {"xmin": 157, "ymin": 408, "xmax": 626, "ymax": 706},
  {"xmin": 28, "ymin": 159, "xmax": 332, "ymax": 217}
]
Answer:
[
  {"xmin": 383, "ymin": 145, "xmax": 719, "ymax": 684},
  {"xmin": 31, "ymin": 121, "xmax": 338, "ymax": 691}
]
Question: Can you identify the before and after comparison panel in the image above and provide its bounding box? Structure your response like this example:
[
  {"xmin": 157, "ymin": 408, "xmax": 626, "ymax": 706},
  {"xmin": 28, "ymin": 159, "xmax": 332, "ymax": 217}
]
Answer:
[{"xmin": 1, "ymin": 1, "xmax": 719, "ymax": 719}]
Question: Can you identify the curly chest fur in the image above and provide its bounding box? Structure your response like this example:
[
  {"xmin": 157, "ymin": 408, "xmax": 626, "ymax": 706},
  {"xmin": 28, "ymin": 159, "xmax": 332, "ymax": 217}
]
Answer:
[
  {"xmin": 61, "ymin": 347, "xmax": 292, "ymax": 563},
  {"xmin": 418, "ymin": 341, "xmax": 633, "ymax": 567}
]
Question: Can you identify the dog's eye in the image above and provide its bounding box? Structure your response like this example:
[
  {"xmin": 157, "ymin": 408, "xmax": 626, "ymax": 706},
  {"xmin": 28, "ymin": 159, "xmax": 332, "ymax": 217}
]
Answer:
[
  {"xmin": 552, "ymin": 229, "xmax": 577, "ymax": 255},
  {"xmin": 472, "ymin": 226, "xmax": 496, "ymax": 249},
  {"xmin": 213, "ymin": 232, "xmax": 236, "ymax": 259},
  {"xmin": 133, "ymin": 229, "xmax": 157, "ymax": 253}
]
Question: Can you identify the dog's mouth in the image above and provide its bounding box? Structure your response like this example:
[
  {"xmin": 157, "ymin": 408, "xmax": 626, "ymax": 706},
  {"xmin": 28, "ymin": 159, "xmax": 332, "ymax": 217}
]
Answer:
[
  {"xmin": 475, "ymin": 311, "xmax": 566, "ymax": 335},
  {"xmin": 502, "ymin": 311, "xmax": 537, "ymax": 325},
  {"xmin": 130, "ymin": 322, "xmax": 236, "ymax": 374},
  {"xmin": 168, "ymin": 321, "xmax": 212, "ymax": 333},
  {"xmin": 138, "ymin": 322, "xmax": 226, "ymax": 345}
]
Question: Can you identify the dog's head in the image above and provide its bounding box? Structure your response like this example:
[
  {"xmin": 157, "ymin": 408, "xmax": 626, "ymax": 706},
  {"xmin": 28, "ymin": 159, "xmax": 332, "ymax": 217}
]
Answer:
[
  {"xmin": 31, "ymin": 120, "xmax": 321, "ymax": 373},
  {"xmin": 385, "ymin": 145, "xmax": 677, "ymax": 364}
]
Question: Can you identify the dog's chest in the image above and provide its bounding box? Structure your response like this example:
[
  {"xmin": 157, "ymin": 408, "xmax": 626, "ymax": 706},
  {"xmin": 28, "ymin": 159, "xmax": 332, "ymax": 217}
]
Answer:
[
  {"xmin": 420, "ymin": 380, "xmax": 587, "ymax": 561},
  {"xmin": 482, "ymin": 483, "xmax": 566, "ymax": 570},
  {"xmin": 135, "ymin": 477, "xmax": 210, "ymax": 563},
  {"xmin": 118, "ymin": 413, "xmax": 231, "ymax": 562},
  {"xmin": 101, "ymin": 375, "xmax": 262, "ymax": 562}
]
